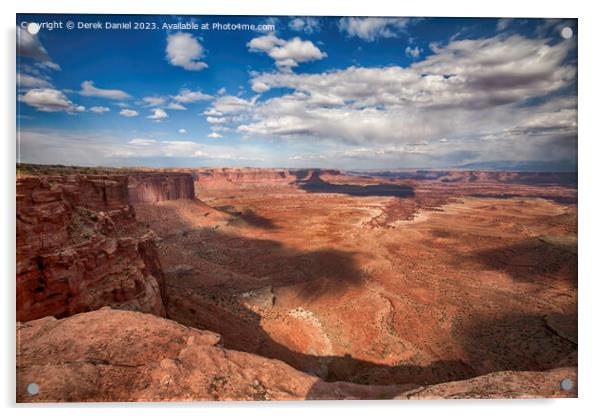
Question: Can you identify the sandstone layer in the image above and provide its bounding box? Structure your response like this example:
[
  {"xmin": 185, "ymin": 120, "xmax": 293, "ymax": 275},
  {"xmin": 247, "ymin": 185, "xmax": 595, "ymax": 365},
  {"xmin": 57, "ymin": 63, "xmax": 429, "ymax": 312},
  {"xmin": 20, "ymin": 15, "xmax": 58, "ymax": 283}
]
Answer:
[
  {"xmin": 128, "ymin": 173, "xmax": 195, "ymax": 204},
  {"xmin": 16, "ymin": 175, "xmax": 166, "ymax": 321},
  {"xmin": 16, "ymin": 308, "xmax": 576, "ymax": 402}
]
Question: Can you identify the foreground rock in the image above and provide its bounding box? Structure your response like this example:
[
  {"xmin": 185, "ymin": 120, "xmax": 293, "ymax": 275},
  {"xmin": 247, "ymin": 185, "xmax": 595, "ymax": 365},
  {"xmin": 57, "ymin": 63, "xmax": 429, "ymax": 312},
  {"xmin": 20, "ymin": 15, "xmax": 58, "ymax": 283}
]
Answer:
[
  {"xmin": 16, "ymin": 308, "xmax": 576, "ymax": 402},
  {"xmin": 397, "ymin": 367, "xmax": 577, "ymax": 399},
  {"xmin": 16, "ymin": 175, "xmax": 166, "ymax": 321},
  {"xmin": 16, "ymin": 308, "xmax": 413, "ymax": 402}
]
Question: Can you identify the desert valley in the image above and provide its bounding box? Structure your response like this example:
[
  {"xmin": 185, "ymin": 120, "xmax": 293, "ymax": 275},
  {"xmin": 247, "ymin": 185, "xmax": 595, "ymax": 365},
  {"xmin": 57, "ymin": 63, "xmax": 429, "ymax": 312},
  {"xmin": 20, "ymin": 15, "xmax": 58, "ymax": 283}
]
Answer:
[{"xmin": 16, "ymin": 164, "xmax": 577, "ymax": 401}]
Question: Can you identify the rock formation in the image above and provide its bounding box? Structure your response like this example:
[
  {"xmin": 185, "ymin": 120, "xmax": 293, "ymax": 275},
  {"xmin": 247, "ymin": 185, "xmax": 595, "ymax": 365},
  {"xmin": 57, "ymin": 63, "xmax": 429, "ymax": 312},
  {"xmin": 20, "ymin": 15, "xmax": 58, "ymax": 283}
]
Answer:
[
  {"xmin": 127, "ymin": 173, "xmax": 195, "ymax": 204},
  {"xmin": 16, "ymin": 175, "xmax": 166, "ymax": 321},
  {"xmin": 15, "ymin": 165, "xmax": 578, "ymax": 402},
  {"xmin": 192, "ymin": 168, "xmax": 342, "ymax": 190},
  {"xmin": 16, "ymin": 308, "xmax": 577, "ymax": 402}
]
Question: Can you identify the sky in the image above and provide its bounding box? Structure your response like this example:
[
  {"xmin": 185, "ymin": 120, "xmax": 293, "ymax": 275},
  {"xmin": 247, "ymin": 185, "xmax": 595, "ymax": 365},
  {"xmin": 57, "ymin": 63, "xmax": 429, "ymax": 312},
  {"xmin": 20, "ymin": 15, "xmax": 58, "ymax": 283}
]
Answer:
[{"xmin": 16, "ymin": 15, "xmax": 577, "ymax": 170}]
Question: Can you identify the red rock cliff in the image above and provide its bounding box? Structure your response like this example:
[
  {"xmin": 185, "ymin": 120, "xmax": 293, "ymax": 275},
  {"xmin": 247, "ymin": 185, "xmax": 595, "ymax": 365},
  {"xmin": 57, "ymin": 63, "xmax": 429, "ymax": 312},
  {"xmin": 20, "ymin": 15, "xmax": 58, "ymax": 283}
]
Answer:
[
  {"xmin": 16, "ymin": 175, "xmax": 166, "ymax": 322},
  {"xmin": 192, "ymin": 168, "xmax": 341, "ymax": 189},
  {"xmin": 128, "ymin": 173, "xmax": 195, "ymax": 204}
]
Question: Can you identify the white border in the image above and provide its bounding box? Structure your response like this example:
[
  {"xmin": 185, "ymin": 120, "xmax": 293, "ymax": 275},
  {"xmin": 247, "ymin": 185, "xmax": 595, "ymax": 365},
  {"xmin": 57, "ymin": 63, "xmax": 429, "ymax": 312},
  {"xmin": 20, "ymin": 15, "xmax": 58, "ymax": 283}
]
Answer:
[{"xmin": 2, "ymin": 1, "xmax": 600, "ymax": 415}]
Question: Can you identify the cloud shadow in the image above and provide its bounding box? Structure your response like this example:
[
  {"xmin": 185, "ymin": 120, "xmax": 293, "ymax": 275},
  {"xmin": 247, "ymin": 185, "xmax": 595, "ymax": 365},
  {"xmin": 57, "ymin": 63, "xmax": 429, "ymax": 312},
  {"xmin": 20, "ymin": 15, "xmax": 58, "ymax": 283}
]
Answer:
[{"xmin": 296, "ymin": 171, "xmax": 415, "ymax": 198}]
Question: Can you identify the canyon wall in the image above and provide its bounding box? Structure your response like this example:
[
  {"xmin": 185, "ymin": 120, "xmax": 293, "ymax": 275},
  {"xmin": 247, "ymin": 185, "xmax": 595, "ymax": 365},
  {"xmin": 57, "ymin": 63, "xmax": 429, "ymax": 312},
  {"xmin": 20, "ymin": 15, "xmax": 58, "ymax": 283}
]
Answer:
[
  {"xmin": 16, "ymin": 175, "xmax": 166, "ymax": 322},
  {"xmin": 128, "ymin": 173, "xmax": 195, "ymax": 204},
  {"xmin": 193, "ymin": 168, "xmax": 342, "ymax": 189}
]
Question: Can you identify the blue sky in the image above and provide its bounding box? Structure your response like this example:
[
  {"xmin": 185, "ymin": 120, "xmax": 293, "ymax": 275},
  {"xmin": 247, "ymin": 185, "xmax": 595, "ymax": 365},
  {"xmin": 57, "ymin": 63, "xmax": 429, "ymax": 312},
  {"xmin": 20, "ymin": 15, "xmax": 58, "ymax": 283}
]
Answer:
[{"xmin": 17, "ymin": 15, "xmax": 577, "ymax": 170}]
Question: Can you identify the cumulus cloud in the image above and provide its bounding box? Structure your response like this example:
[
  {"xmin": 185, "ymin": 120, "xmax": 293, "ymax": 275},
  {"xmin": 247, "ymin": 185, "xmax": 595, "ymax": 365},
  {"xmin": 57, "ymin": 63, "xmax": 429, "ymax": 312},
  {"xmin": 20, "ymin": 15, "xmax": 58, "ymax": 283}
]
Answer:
[
  {"xmin": 211, "ymin": 95, "xmax": 255, "ymax": 114},
  {"xmin": 247, "ymin": 34, "xmax": 326, "ymax": 69},
  {"xmin": 17, "ymin": 72, "xmax": 52, "ymax": 89},
  {"xmin": 19, "ymin": 88, "xmax": 85, "ymax": 113},
  {"xmin": 119, "ymin": 109, "xmax": 139, "ymax": 117},
  {"xmin": 17, "ymin": 28, "xmax": 49, "ymax": 61},
  {"xmin": 178, "ymin": 128, "xmax": 187, "ymax": 134},
  {"xmin": 90, "ymin": 106, "xmax": 110, "ymax": 113},
  {"xmin": 202, "ymin": 95, "xmax": 259, "ymax": 126},
  {"xmin": 250, "ymin": 35, "xmax": 575, "ymax": 111},
  {"xmin": 142, "ymin": 96, "xmax": 166, "ymax": 107},
  {"xmin": 147, "ymin": 108, "xmax": 168, "ymax": 120},
  {"xmin": 166, "ymin": 32, "xmax": 208, "ymax": 71},
  {"xmin": 227, "ymin": 33, "xmax": 576, "ymax": 168},
  {"xmin": 208, "ymin": 132, "xmax": 223, "ymax": 139},
  {"xmin": 289, "ymin": 17, "xmax": 320, "ymax": 34},
  {"xmin": 203, "ymin": 108, "xmax": 223, "ymax": 116},
  {"xmin": 338, "ymin": 17, "xmax": 413, "ymax": 41},
  {"xmin": 206, "ymin": 116, "xmax": 227, "ymax": 124},
  {"xmin": 172, "ymin": 89, "xmax": 213, "ymax": 103},
  {"xmin": 80, "ymin": 81, "xmax": 131, "ymax": 100},
  {"xmin": 405, "ymin": 45, "xmax": 422, "ymax": 58},
  {"xmin": 166, "ymin": 102, "xmax": 187, "ymax": 110}
]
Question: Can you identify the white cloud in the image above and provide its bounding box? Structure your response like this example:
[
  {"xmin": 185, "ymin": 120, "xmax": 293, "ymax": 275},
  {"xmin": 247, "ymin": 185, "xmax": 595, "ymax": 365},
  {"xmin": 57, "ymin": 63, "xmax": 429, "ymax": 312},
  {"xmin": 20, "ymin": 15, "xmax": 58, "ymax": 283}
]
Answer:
[
  {"xmin": 19, "ymin": 88, "xmax": 85, "ymax": 113},
  {"xmin": 79, "ymin": 81, "xmax": 131, "ymax": 100},
  {"xmin": 405, "ymin": 45, "xmax": 422, "ymax": 58},
  {"xmin": 217, "ymin": 87, "xmax": 227, "ymax": 95},
  {"xmin": 17, "ymin": 28, "xmax": 53, "ymax": 64},
  {"xmin": 165, "ymin": 32, "xmax": 208, "ymax": 71},
  {"xmin": 129, "ymin": 138, "xmax": 157, "ymax": 146},
  {"xmin": 17, "ymin": 72, "xmax": 52, "ymax": 89},
  {"xmin": 289, "ymin": 17, "xmax": 320, "ymax": 34},
  {"xmin": 203, "ymin": 108, "xmax": 223, "ymax": 116},
  {"xmin": 18, "ymin": 129, "xmax": 268, "ymax": 166},
  {"xmin": 250, "ymin": 35, "xmax": 575, "ymax": 111},
  {"xmin": 202, "ymin": 95, "xmax": 258, "ymax": 126},
  {"xmin": 119, "ymin": 109, "xmax": 139, "ymax": 117},
  {"xmin": 496, "ymin": 18, "xmax": 514, "ymax": 32},
  {"xmin": 178, "ymin": 128, "xmax": 187, "ymax": 134},
  {"xmin": 172, "ymin": 88, "xmax": 213, "ymax": 103},
  {"xmin": 210, "ymin": 95, "xmax": 255, "ymax": 114},
  {"xmin": 36, "ymin": 61, "xmax": 61, "ymax": 71},
  {"xmin": 147, "ymin": 108, "xmax": 168, "ymax": 120},
  {"xmin": 221, "ymin": 33, "xmax": 577, "ymax": 168},
  {"xmin": 166, "ymin": 102, "xmax": 187, "ymax": 110},
  {"xmin": 338, "ymin": 17, "xmax": 412, "ymax": 41},
  {"xmin": 247, "ymin": 34, "xmax": 326, "ymax": 69},
  {"xmin": 142, "ymin": 96, "xmax": 166, "ymax": 107},
  {"xmin": 207, "ymin": 132, "xmax": 223, "ymax": 139},
  {"xmin": 90, "ymin": 106, "xmax": 110, "ymax": 113}
]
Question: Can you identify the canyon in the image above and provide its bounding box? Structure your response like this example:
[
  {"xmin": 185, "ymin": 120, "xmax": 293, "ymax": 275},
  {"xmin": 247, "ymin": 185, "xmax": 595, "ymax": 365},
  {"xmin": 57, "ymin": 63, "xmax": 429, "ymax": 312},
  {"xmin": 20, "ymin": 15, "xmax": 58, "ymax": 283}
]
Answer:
[{"xmin": 15, "ymin": 165, "xmax": 578, "ymax": 401}]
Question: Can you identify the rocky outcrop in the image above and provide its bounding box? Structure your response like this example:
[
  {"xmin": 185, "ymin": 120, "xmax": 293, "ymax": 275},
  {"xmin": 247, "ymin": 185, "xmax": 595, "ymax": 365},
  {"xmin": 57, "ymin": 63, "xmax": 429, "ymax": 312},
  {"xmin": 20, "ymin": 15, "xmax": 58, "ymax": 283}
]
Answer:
[
  {"xmin": 396, "ymin": 367, "xmax": 577, "ymax": 399},
  {"xmin": 128, "ymin": 173, "xmax": 195, "ymax": 204},
  {"xmin": 16, "ymin": 175, "xmax": 166, "ymax": 322},
  {"xmin": 16, "ymin": 308, "xmax": 576, "ymax": 402},
  {"xmin": 192, "ymin": 168, "xmax": 341, "ymax": 189}
]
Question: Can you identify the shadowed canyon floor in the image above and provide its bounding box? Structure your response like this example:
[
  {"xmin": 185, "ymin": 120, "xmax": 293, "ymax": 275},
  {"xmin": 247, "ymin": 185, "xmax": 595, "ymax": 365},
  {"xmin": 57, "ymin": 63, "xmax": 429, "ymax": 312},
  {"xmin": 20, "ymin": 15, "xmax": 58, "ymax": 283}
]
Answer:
[
  {"xmin": 136, "ymin": 170, "xmax": 577, "ymax": 386},
  {"xmin": 16, "ymin": 167, "xmax": 578, "ymax": 400}
]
